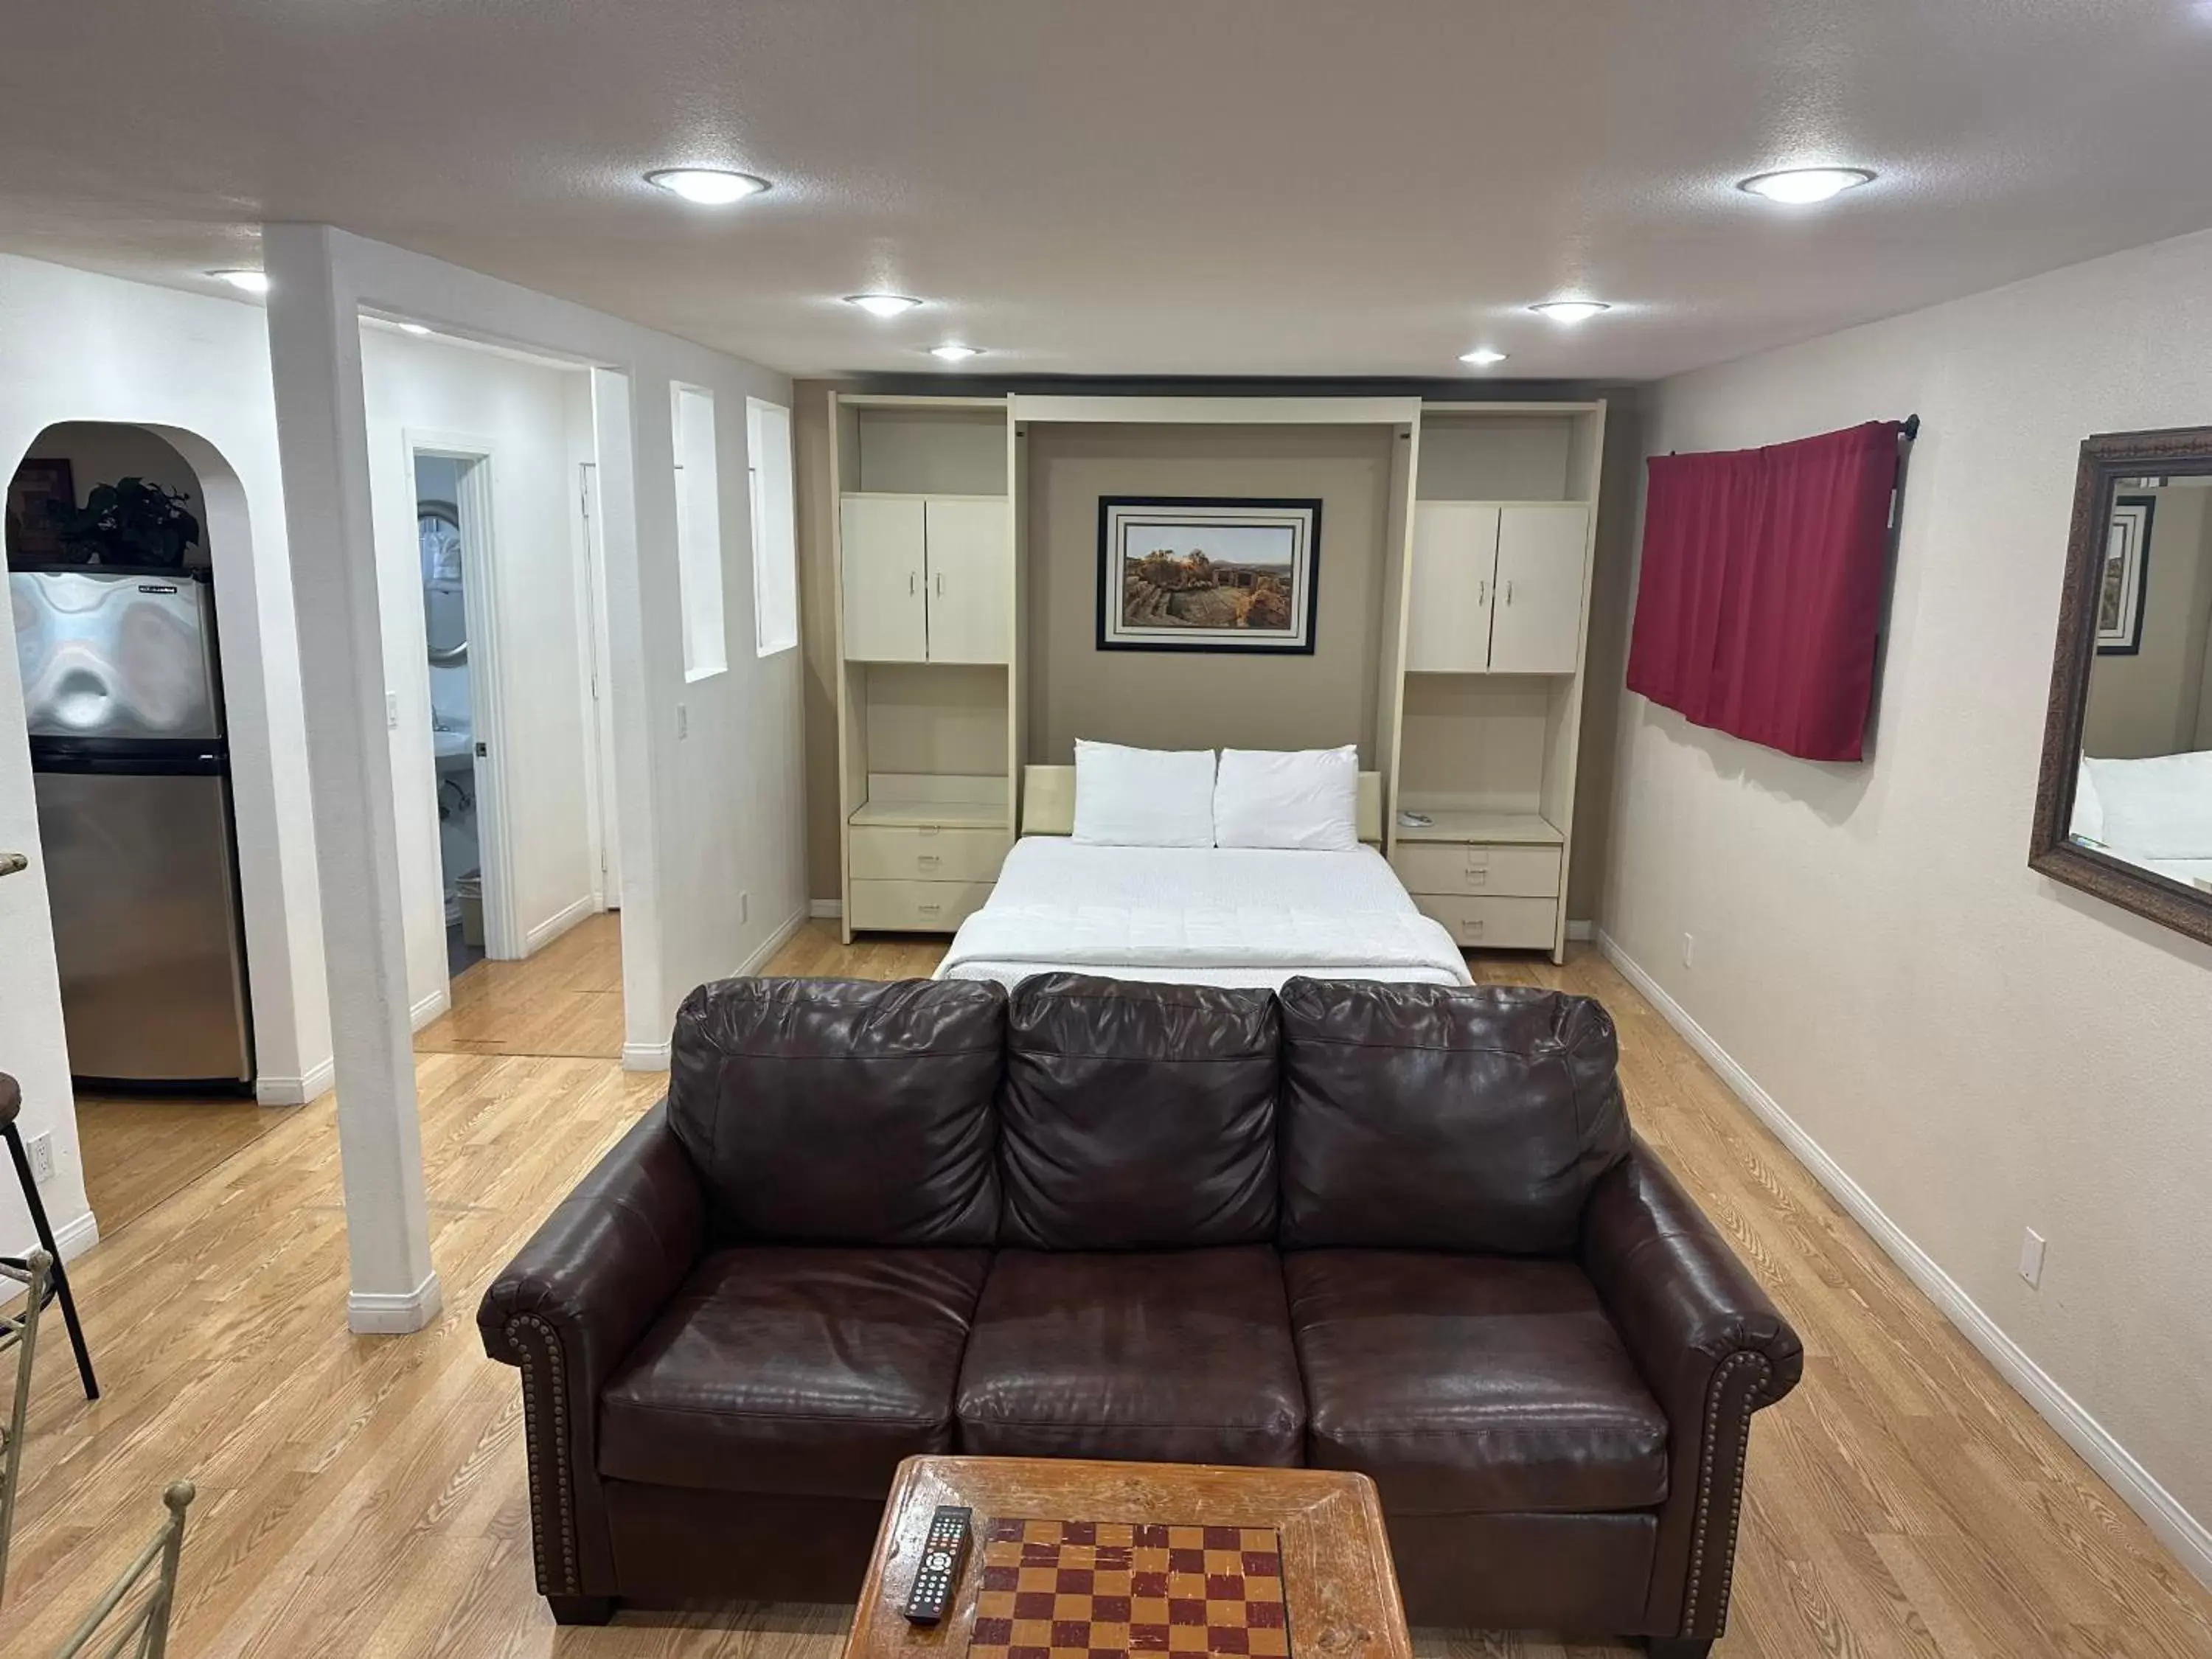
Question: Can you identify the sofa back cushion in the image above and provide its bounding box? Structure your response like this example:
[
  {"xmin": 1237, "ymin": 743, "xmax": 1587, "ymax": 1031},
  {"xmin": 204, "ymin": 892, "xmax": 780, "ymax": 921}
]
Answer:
[
  {"xmin": 1276, "ymin": 978, "xmax": 1629, "ymax": 1253},
  {"xmin": 667, "ymin": 977, "xmax": 1004, "ymax": 1247},
  {"xmin": 1001, "ymin": 975, "xmax": 1278, "ymax": 1248}
]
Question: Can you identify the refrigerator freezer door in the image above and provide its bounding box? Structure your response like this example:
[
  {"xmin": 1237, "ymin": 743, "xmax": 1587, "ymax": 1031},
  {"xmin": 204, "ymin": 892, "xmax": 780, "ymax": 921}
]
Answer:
[
  {"xmin": 34, "ymin": 768, "xmax": 252, "ymax": 1085},
  {"xmin": 10, "ymin": 570, "xmax": 222, "ymax": 740}
]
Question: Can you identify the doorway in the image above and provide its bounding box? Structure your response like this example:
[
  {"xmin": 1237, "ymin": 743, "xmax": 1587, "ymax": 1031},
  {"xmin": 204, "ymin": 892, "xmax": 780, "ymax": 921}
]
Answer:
[
  {"xmin": 412, "ymin": 450, "xmax": 505, "ymax": 981},
  {"xmin": 6, "ymin": 420, "xmax": 291, "ymax": 1237}
]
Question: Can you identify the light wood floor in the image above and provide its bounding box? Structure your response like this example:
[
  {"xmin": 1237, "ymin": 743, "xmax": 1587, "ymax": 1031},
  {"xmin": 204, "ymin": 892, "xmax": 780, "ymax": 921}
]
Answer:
[
  {"xmin": 69, "ymin": 913, "xmax": 626, "ymax": 1242},
  {"xmin": 7, "ymin": 922, "xmax": 2208, "ymax": 1656},
  {"xmin": 414, "ymin": 911, "xmax": 627, "ymax": 1060}
]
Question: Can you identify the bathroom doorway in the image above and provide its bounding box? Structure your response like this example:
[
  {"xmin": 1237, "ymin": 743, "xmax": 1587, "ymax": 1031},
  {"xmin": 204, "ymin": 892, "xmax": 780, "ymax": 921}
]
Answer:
[{"xmin": 414, "ymin": 450, "xmax": 505, "ymax": 981}]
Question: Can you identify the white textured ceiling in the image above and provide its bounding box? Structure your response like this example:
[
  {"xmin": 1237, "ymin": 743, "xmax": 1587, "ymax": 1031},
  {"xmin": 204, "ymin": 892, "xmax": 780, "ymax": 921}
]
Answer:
[{"xmin": 4, "ymin": 1, "xmax": 2211, "ymax": 380}]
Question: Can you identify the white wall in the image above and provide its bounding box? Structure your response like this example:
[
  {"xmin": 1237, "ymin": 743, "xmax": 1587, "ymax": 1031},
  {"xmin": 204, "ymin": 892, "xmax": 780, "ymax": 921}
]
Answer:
[
  {"xmin": 358, "ymin": 328, "xmax": 599, "ymax": 1013},
  {"xmin": 0, "ymin": 254, "xmax": 333, "ymax": 1256},
  {"xmin": 1603, "ymin": 226, "xmax": 2212, "ymax": 1579}
]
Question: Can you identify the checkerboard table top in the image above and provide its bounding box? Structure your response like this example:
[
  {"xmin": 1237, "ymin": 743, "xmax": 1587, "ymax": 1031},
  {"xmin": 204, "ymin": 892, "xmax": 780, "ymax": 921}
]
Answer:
[
  {"xmin": 967, "ymin": 1517, "xmax": 1289, "ymax": 1659},
  {"xmin": 844, "ymin": 1458, "xmax": 1409, "ymax": 1659}
]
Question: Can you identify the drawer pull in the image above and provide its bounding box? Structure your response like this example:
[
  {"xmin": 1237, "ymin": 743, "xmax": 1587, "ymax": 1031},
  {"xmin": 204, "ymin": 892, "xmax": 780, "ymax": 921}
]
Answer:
[
  {"xmin": 1465, "ymin": 869, "xmax": 1489, "ymax": 886},
  {"xmin": 916, "ymin": 855, "xmax": 942, "ymax": 869},
  {"xmin": 1461, "ymin": 919, "xmax": 1485, "ymax": 938},
  {"xmin": 917, "ymin": 902, "xmax": 942, "ymax": 915}
]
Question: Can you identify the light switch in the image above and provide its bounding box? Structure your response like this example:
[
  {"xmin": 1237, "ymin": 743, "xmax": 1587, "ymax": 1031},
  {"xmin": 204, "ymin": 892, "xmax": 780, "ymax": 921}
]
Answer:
[{"xmin": 386, "ymin": 692, "xmax": 400, "ymax": 730}]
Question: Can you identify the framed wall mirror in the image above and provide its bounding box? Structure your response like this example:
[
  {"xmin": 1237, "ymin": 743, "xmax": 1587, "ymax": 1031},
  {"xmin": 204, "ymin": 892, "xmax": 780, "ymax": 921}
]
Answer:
[{"xmin": 2031, "ymin": 426, "xmax": 2212, "ymax": 945}]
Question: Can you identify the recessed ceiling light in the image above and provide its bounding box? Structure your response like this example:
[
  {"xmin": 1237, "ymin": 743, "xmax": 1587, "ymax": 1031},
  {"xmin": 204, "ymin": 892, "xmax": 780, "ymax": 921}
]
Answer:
[
  {"xmin": 212, "ymin": 269, "xmax": 270, "ymax": 293},
  {"xmin": 930, "ymin": 344, "xmax": 982, "ymax": 362},
  {"xmin": 1458, "ymin": 347, "xmax": 1509, "ymax": 367},
  {"xmin": 645, "ymin": 168, "xmax": 770, "ymax": 206},
  {"xmin": 1529, "ymin": 299, "xmax": 1610, "ymax": 324},
  {"xmin": 846, "ymin": 293, "xmax": 924, "ymax": 319},
  {"xmin": 1738, "ymin": 166, "xmax": 1876, "ymax": 205},
  {"xmin": 397, "ymin": 321, "xmax": 432, "ymax": 336}
]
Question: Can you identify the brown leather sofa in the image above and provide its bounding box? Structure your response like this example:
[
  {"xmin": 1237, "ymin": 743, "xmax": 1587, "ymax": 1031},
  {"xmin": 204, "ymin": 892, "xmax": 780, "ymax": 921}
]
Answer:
[{"xmin": 480, "ymin": 975, "xmax": 1801, "ymax": 1655}]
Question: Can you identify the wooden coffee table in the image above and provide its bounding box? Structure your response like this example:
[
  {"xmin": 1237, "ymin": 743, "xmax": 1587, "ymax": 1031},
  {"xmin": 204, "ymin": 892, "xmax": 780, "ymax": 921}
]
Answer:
[{"xmin": 845, "ymin": 1458, "xmax": 1411, "ymax": 1659}]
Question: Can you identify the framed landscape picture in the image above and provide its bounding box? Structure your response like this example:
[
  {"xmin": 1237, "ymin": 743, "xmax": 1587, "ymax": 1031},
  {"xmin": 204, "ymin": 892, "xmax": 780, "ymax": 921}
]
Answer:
[
  {"xmin": 1096, "ymin": 496, "xmax": 1322, "ymax": 654},
  {"xmin": 2096, "ymin": 494, "xmax": 2154, "ymax": 655}
]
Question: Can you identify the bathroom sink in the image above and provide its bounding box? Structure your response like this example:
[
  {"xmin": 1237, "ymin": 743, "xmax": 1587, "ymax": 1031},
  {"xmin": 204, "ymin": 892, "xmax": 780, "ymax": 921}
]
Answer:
[{"xmin": 433, "ymin": 726, "xmax": 475, "ymax": 763}]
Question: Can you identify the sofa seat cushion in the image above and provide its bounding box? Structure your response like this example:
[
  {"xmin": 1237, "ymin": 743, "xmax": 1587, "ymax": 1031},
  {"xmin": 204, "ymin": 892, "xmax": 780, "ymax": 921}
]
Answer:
[
  {"xmin": 956, "ymin": 1248, "xmax": 1304, "ymax": 1467},
  {"xmin": 600, "ymin": 1246, "xmax": 991, "ymax": 1500},
  {"xmin": 1286, "ymin": 1251, "xmax": 1668, "ymax": 1515}
]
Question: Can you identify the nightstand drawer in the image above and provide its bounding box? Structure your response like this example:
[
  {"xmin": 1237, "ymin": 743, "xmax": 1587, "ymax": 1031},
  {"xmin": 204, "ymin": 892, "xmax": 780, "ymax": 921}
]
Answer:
[
  {"xmin": 849, "ymin": 826, "xmax": 1011, "ymax": 883},
  {"xmin": 1391, "ymin": 842, "xmax": 1562, "ymax": 899},
  {"xmin": 848, "ymin": 879, "xmax": 992, "ymax": 934},
  {"xmin": 1413, "ymin": 894, "xmax": 1559, "ymax": 951}
]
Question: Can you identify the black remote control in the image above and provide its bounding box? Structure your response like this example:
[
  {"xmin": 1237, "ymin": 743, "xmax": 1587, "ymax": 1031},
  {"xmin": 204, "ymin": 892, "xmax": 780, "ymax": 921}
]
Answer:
[{"xmin": 902, "ymin": 1504, "xmax": 973, "ymax": 1624}]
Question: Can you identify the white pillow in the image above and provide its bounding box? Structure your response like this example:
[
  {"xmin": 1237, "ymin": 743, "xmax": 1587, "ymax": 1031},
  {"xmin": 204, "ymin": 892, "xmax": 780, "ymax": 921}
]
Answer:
[
  {"xmin": 2070, "ymin": 758, "xmax": 2105, "ymax": 844},
  {"xmin": 1214, "ymin": 745, "xmax": 1360, "ymax": 851},
  {"xmin": 2083, "ymin": 750, "xmax": 2212, "ymax": 860},
  {"xmin": 1071, "ymin": 740, "xmax": 1217, "ymax": 847}
]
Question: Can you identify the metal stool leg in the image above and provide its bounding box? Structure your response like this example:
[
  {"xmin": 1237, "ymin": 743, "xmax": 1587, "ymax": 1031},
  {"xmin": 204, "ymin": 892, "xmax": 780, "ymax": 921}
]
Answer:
[{"xmin": 4, "ymin": 1124, "xmax": 97, "ymax": 1400}]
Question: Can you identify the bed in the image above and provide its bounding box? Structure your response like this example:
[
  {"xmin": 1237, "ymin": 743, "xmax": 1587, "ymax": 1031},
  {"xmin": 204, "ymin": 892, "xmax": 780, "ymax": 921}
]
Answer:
[{"xmin": 935, "ymin": 765, "xmax": 1473, "ymax": 990}]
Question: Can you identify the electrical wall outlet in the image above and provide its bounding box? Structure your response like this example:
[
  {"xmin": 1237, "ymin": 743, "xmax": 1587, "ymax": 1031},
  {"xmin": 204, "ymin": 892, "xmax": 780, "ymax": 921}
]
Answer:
[
  {"xmin": 675, "ymin": 703, "xmax": 689, "ymax": 740},
  {"xmin": 26, "ymin": 1131, "xmax": 53, "ymax": 1185},
  {"xmin": 1680, "ymin": 933, "xmax": 1695, "ymax": 969},
  {"xmin": 2018, "ymin": 1227, "xmax": 2048, "ymax": 1289}
]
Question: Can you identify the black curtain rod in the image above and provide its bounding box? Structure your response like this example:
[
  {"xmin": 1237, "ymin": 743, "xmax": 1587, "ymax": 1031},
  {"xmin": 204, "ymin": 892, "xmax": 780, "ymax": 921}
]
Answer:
[{"xmin": 1669, "ymin": 414, "xmax": 1919, "ymax": 456}]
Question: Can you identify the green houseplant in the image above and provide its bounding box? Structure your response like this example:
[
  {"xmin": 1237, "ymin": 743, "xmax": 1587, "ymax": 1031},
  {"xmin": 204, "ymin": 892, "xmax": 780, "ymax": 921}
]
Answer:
[{"xmin": 48, "ymin": 478, "xmax": 201, "ymax": 568}]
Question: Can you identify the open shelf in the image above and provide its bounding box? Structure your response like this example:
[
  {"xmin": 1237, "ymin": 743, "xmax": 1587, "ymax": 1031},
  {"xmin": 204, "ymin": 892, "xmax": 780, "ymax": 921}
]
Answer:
[
  {"xmin": 1392, "ymin": 808, "xmax": 1562, "ymax": 845},
  {"xmin": 849, "ymin": 782, "xmax": 1009, "ymax": 830}
]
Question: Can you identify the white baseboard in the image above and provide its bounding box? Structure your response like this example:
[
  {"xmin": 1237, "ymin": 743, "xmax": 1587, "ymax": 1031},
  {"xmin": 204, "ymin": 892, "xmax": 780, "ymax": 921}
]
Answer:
[
  {"xmin": 347, "ymin": 1270, "xmax": 445, "ymax": 1335},
  {"xmin": 809, "ymin": 898, "xmax": 843, "ymax": 920},
  {"xmin": 1565, "ymin": 918, "xmax": 1595, "ymax": 942},
  {"xmin": 257, "ymin": 1054, "xmax": 335, "ymax": 1107},
  {"xmin": 50, "ymin": 1208, "xmax": 100, "ymax": 1265},
  {"xmin": 619, "ymin": 908, "xmax": 809, "ymax": 1074},
  {"xmin": 525, "ymin": 894, "xmax": 599, "ymax": 953},
  {"xmin": 1596, "ymin": 928, "xmax": 2212, "ymax": 1591},
  {"xmin": 408, "ymin": 985, "xmax": 451, "ymax": 1034},
  {"xmin": 737, "ymin": 909, "xmax": 808, "ymax": 978}
]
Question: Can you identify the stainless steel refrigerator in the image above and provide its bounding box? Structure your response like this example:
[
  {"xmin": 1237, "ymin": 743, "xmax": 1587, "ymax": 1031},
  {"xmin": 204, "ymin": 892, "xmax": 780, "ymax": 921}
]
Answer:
[{"xmin": 10, "ymin": 568, "xmax": 254, "ymax": 1088}]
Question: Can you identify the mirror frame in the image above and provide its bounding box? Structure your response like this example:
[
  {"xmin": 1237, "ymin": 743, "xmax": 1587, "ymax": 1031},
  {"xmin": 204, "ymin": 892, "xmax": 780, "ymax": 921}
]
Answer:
[{"xmin": 2030, "ymin": 425, "xmax": 2212, "ymax": 947}]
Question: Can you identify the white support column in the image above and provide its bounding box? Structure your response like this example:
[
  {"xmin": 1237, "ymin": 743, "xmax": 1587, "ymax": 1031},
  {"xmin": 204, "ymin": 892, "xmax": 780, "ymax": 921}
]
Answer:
[{"xmin": 262, "ymin": 223, "xmax": 442, "ymax": 1334}]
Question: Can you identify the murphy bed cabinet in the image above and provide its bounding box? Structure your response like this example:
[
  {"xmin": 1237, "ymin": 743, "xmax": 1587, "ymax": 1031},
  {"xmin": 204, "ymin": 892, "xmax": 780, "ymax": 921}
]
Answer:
[
  {"xmin": 832, "ymin": 396, "xmax": 1020, "ymax": 940},
  {"xmin": 827, "ymin": 393, "xmax": 1604, "ymax": 961},
  {"xmin": 1382, "ymin": 403, "xmax": 1605, "ymax": 964}
]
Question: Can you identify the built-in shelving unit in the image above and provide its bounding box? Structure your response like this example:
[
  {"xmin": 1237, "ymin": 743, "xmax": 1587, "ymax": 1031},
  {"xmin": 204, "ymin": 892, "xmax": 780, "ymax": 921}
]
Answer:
[
  {"xmin": 831, "ymin": 395, "xmax": 1018, "ymax": 939},
  {"xmin": 1382, "ymin": 402, "xmax": 1607, "ymax": 961}
]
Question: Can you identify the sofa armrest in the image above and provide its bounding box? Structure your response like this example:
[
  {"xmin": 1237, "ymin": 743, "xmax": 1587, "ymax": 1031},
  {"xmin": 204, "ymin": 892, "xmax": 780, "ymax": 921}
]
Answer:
[
  {"xmin": 1579, "ymin": 1136, "xmax": 1802, "ymax": 1643},
  {"xmin": 476, "ymin": 1101, "xmax": 704, "ymax": 1599}
]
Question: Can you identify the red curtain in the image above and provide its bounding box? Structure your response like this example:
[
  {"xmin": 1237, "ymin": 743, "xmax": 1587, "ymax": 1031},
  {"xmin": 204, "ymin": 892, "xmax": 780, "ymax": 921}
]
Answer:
[{"xmin": 1627, "ymin": 420, "xmax": 1905, "ymax": 762}]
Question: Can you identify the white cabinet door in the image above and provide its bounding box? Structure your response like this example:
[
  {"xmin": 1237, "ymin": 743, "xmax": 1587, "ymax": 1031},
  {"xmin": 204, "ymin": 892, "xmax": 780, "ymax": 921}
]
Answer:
[
  {"xmin": 1406, "ymin": 503, "xmax": 1500, "ymax": 672},
  {"xmin": 922, "ymin": 498, "xmax": 1012, "ymax": 664},
  {"xmin": 840, "ymin": 495, "xmax": 928, "ymax": 661},
  {"xmin": 1489, "ymin": 505, "xmax": 1588, "ymax": 674}
]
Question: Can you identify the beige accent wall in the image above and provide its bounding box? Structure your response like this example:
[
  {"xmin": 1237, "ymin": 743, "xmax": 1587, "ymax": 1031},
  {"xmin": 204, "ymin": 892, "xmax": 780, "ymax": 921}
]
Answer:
[
  {"xmin": 1604, "ymin": 226, "xmax": 2212, "ymax": 1557},
  {"xmin": 2082, "ymin": 483, "xmax": 2212, "ymax": 759},
  {"xmin": 1023, "ymin": 422, "xmax": 1393, "ymax": 764}
]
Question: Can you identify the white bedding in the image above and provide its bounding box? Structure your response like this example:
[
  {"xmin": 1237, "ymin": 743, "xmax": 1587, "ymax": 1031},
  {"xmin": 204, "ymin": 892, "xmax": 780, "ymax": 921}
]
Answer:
[{"xmin": 936, "ymin": 838, "xmax": 1473, "ymax": 990}]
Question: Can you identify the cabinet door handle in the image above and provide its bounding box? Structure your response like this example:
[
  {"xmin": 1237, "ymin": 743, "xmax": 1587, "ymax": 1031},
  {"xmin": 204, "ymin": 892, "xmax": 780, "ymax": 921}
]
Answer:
[
  {"xmin": 909, "ymin": 571, "xmax": 918, "ymax": 595},
  {"xmin": 935, "ymin": 571, "xmax": 945, "ymax": 597},
  {"xmin": 1505, "ymin": 580, "xmax": 1515, "ymax": 605},
  {"xmin": 1478, "ymin": 580, "xmax": 1488, "ymax": 607}
]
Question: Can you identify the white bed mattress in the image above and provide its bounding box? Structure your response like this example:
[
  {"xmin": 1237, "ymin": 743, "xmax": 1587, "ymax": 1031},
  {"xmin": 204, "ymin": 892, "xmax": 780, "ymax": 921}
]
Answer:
[{"xmin": 936, "ymin": 838, "xmax": 1473, "ymax": 991}]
